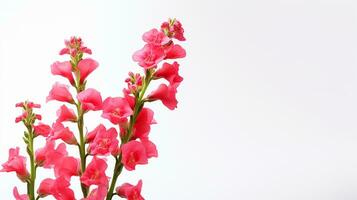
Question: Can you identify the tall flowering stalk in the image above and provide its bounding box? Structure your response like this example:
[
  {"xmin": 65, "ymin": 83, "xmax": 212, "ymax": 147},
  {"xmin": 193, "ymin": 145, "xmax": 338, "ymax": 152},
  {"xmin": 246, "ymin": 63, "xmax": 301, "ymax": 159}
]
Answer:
[{"xmin": 1, "ymin": 18, "xmax": 186, "ymax": 200}]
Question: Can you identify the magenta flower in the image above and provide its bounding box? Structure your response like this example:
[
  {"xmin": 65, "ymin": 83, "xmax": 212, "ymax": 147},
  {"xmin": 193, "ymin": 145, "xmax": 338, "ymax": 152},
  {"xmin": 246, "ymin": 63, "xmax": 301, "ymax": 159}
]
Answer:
[
  {"xmin": 35, "ymin": 140, "xmax": 67, "ymax": 168},
  {"xmin": 33, "ymin": 123, "xmax": 52, "ymax": 137},
  {"xmin": 77, "ymin": 58, "xmax": 99, "ymax": 84},
  {"xmin": 56, "ymin": 105, "xmax": 77, "ymax": 123},
  {"xmin": 142, "ymin": 28, "xmax": 170, "ymax": 46},
  {"xmin": 51, "ymin": 61, "xmax": 75, "ymax": 85},
  {"xmin": 80, "ymin": 157, "xmax": 108, "ymax": 187},
  {"xmin": 154, "ymin": 61, "xmax": 183, "ymax": 85},
  {"xmin": 77, "ymin": 88, "xmax": 103, "ymax": 112},
  {"xmin": 0, "ymin": 147, "xmax": 29, "ymax": 182},
  {"xmin": 88, "ymin": 126, "xmax": 119, "ymax": 156},
  {"xmin": 132, "ymin": 108, "xmax": 156, "ymax": 140},
  {"xmin": 37, "ymin": 177, "xmax": 75, "ymax": 200},
  {"xmin": 148, "ymin": 83, "xmax": 179, "ymax": 110},
  {"xmin": 116, "ymin": 180, "xmax": 144, "ymax": 200},
  {"xmin": 50, "ymin": 122, "xmax": 77, "ymax": 145},
  {"xmin": 132, "ymin": 44, "xmax": 165, "ymax": 69},
  {"xmin": 54, "ymin": 156, "xmax": 80, "ymax": 180},
  {"xmin": 121, "ymin": 141, "xmax": 148, "ymax": 171},
  {"xmin": 47, "ymin": 82, "xmax": 74, "ymax": 104},
  {"xmin": 101, "ymin": 97, "xmax": 133, "ymax": 124},
  {"xmin": 13, "ymin": 187, "xmax": 29, "ymax": 200}
]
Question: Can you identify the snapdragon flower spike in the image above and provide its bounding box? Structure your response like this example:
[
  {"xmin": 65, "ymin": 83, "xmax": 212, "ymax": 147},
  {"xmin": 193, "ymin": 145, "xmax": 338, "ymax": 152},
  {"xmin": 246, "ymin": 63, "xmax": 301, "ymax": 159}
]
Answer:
[
  {"xmin": 77, "ymin": 88, "xmax": 103, "ymax": 112},
  {"xmin": 161, "ymin": 18, "xmax": 186, "ymax": 41},
  {"xmin": 13, "ymin": 187, "xmax": 29, "ymax": 200},
  {"xmin": 47, "ymin": 82, "xmax": 74, "ymax": 104},
  {"xmin": 60, "ymin": 36, "xmax": 92, "ymax": 57},
  {"xmin": 37, "ymin": 176, "xmax": 75, "ymax": 200},
  {"xmin": 51, "ymin": 61, "xmax": 75, "ymax": 85},
  {"xmin": 116, "ymin": 180, "xmax": 144, "ymax": 200},
  {"xmin": 56, "ymin": 105, "xmax": 77, "ymax": 123},
  {"xmin": 101, "ymin": 97, "xmax": 133, "ymax": 124},
  {"xmin": 35, "ymin": 140, "xmax": 68, "ymax": 168},
  {"xmin": 80, "ymin": 157, "xmax": 109, "ymax": 187},
  {"xmin": 15, "ymin": 101, "xmax": 42, "ymax": 124},
  {"xmin": 0, "ymin": 147, "xmax": 29, "ymax": 182}
]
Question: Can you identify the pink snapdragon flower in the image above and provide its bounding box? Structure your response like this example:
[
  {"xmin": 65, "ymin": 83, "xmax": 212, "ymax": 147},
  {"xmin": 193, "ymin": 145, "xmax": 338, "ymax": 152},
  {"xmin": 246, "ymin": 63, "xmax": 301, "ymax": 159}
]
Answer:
[
  {"xmin": 161, "ymin": 18, "xmax": 186, "ymax": 41},
  {"xmin": 50, "ymin": 122, "xmax": 77, "ymax": 145},
  {"xmin": 142, "ymin": 28, "xmax": 170, "ymax": 46},
  {"xmin": 80, "ymin": 157, "xmax": 108, "ymax": 187},
  {"xmin": 116, "ymin": 180, "xmax": 144, "ymax": 200},
  {"xmin": 155, "ymin": 62, "xmax": 183, "ymax": 85},
  {"xmin": 88, "ymin": 125, "xmax": 119, "ymax": 156},
  {"xmin": 77, "ymin": 58, "xmax": 99, "ymax": 84},
  {"xmin": 15, "ymin": 112, "xmax": 28, "ymax": 123},
  {"xmin": 47, "ymin": 82, "xmax": 74, "ymax": 103},
  {"xmin": 15, "ymin": 101, "xmax": 41, "ymax": 109},
  {"xmin": 141, "ymin": 137, "xmax": 158, "ymax": 158},
  {"xmin": 101, "ymin": 97, "xmax": 133, "ymax": 124},
  {"xmin": 13, "ymin": 187, "xmax": 29, "ymax": 200},
  {"xmin": 132, "ymin": 108, "xmax": 156, "ymax": 140},
  {"xmin": 35, "ymin": 140, "xmax": 67, "ymax": 168},
  {"xmin": 56, "ymin": 105, "xmax": 77, "ymax": 123},
  {"xmin": 132, "ymin": 44, "xmax": 165, "ymax": 69},
  {"xmin": 0, "ymin": 147, "xmax": 29, "ymax": 182},
  {"xmin": 148, "ymin": 83, "xmax": 179, "ymax": 110},
  {"xmin": 82, "ymin": 186, "xmax": 107, "ymax": 200},
  {"xmin": 38, "ymin": 176, "xmax": 75, "ymax": 200},
  {"xmin": 77, "ymin": 88, "xmax": 103, "ymax": 112},
  {"xmin": 121, "ymin": 141, "xmax": 148, "ymax": 171},
  {"xmin": 164, "ymin": 44, "xmax": 186, "ymax": 59},
  {"xmin": 86, "ymin": 124, "xmax": 105, "ymax": 143},
  {"xmin": 51, "ymin": 61, "xmax": 75, "ymax": 85},
  {"xmin": 33, "ymin": 123, "xmax": 52, "ymax": 137},
  {"xmin": 54, "ymin": 156, "xmax": 80, "ymax": 180},
  {"xmin": 59, "ymin": 36, "xmax": 92, "ymax": 57}
]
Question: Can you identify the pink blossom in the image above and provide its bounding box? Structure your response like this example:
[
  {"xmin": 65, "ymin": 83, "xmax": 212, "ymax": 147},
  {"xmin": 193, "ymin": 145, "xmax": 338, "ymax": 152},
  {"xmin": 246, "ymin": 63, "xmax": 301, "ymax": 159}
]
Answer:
[
  {"xmin": 86, "ymin": 124, "xmax": 105, "ymax": 143},
  {"xmin": 13, "ymin": 187, "xmax": 29, "ymax": 200},
  {"xmin": 164, "ymin": 44, "xmax": 186, "ymax": 59},
  {"xmin": 132, "ymin": 108, "xmax": 156, "ymax": 140},
  {"xmin": 77, "ymin": 88, "xmax": 103, "ymax": 112},
  {"xmin": 132, "ymin": 44, "xmax": 165, "ymax": 69},
  {"xmin": 59, "ymin": 36, "xmax": 92, "ymax": 57},
  {"xmin": 35, "ymin": 140, "xmax": 67, "ymax": 168},
  {"xmin": 47, "ymin": 82, "xmax": 74, "ymax": 103},
  {"xmin": 51, "ymin": 61, "xmax": 75, "ymax": 85},
  {"xmin": 142, "ymin": 28, "xmax": 170, "ymax": 46},
  {"xmin": 80, "ymin": 157, "xmax": 108, "ymax": 187},
  {"xmin": 82, "ymin": 186, "xmax": 107, "ymax": 200},
  {"xmin": 102, "ymin": 97, "xmax": 133, "ymax": 124},
  {"xmin": 15, "ymin": 112, "xmax": 28, "ymax": 123},
  {"xmin": 141, "ymin": 137, "xmax": 158, "ymax": 158},
  {"xmin": 54, "ymin": 156, "xmax": 80, "ymax": 180},
  {"xmin": 148, "ymin": 83, "xmax": 179, "ymax": 110},
  {"xmin": 38, "ymin": 177, "xmax": 75, "ymax": 200},
  {"xmin": 121, "ymin": 141, "xmax": 148, "ymax": 171},
  {"xmin": 161, "ymin": 19, "xmax": 186, "ymax": 41},
  {"xmin": 33, "ymin": 123, "xmax": 52, "ymax": 137},
  {"xmin": 56, "ymin": 105, "xmax": 77, "ymax": 123},
  {"xmin": 50, "ymin": 122, "xmax": 77, "ymax": 145},
  {"xmin": 77, "ymin": 58, "xmax": 99, "ymax": 84},
  {"xmin": 88, "ymin": 126, "xmax": 119, "ymax": 156},
  {"xmin": 154, "ymin": 61, "xmax": 183, "ymax": 85},
  {"xmin": 16, "ymin": 101, "xmax": 41, "ymax": 109},
  {"xmin": 116, "ymin": 180, "xmax": 144, "ymax": 200},
  {"xmin": 0, "ymin": 147, "xmax": 29, "ymax": 182}
]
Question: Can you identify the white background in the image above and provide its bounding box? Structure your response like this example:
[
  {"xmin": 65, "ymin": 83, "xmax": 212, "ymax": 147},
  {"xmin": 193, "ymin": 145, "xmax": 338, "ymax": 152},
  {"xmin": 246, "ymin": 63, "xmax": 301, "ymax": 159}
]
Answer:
[{"xmin": 1, "ymin": 0, "xmax": 357, "ymax": 199}]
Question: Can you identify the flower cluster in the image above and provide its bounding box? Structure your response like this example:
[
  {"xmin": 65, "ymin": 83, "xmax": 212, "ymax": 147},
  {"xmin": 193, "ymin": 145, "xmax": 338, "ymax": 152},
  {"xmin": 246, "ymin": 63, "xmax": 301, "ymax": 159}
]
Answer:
[{"xmin": 1, "ymin": 18, "xmax": 186, "ymax": 200}]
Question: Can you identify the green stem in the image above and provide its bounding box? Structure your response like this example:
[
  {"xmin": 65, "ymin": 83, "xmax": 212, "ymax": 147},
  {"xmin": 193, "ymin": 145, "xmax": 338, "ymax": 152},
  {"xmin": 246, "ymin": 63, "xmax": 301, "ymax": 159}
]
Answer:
[
  {"xmin": 76, "ymin": 102, "xmax": 88, "ymax": 197},
  {"xmin": 106, "ymin": 156, "xmax": 124, "ymax": 200},
  {"xmin": 26, "ymin": 125, "xmax": 36, "ymax": 200}
]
